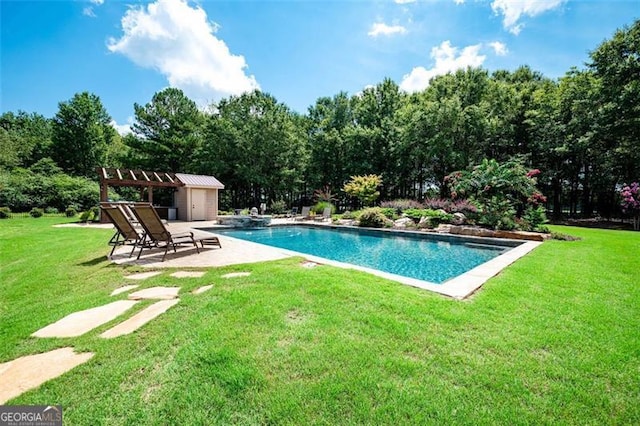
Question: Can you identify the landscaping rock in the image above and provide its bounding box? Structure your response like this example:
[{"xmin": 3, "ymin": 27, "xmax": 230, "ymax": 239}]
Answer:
[
  {"xmin": 393, "ymin": 217, "xmax": 414, "ymax": 228},
  {"xmin": 336, "ymin": 219, "xmax": 356, "ymax": 226},
  {"xmin": 452, "ymin": 212, "xmax": 466, "ymax": 225}
]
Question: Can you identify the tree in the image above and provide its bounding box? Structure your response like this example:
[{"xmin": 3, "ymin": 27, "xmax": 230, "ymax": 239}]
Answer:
[
  {"xmin": 0, "ymin": 111, "xmax": 52, "ymax": 170},
  {"xmin": 51, "ymin": 92, "xmax": 115, "ymax": 177},
  {"xmin": 196, "ymin": 90, "xmax": 308, "ymax": 208},
  {"xmin": 127, "ymin": 88, "xmax": 204, "ymax": 172},
  {"xmin": 589, "ymin": 19, "xmax": 640, "ymax": 214},
  {"xmin": 343, "ymin": 174, "xmax": 382, "ymax": 207}
]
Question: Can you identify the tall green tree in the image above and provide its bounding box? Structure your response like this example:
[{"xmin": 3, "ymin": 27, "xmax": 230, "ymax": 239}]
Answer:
[
  {"xmin": 196, "ymin": 90, "xmax": 308, "ymax": 208},
  {"xmin": 307, "ymin": 92, "xmax": 354, "ymax": 194},
  {"xmin": 51, "ymin": 92, "xmax": 115, "ymax": 177},
  {"xmin": 589, "ymin": 19, "xmax": 640, "ymax": 194},
  {"xmin": 127, "ymin": 88, "xmax": 204, "ymax": 172},
  {"xmin": 0, "ymin": 111, "xmax": 53, "ymax": 170}
]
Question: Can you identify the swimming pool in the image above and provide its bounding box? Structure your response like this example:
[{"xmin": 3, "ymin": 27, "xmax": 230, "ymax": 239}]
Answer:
[{"xmin": 208, "ymin": 225, "xmax": 520, "ymax": 284}]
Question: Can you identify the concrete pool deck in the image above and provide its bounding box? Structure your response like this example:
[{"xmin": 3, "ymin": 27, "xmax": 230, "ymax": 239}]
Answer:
[{"xmin": 105, "ymin": 218, "xmax": 542, "ymax": 299}]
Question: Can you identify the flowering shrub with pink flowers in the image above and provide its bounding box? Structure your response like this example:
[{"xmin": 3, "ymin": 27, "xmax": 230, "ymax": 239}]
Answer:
[{"xmin": 620, "ymin": 182, "xmax": 639, "ymax": 230}]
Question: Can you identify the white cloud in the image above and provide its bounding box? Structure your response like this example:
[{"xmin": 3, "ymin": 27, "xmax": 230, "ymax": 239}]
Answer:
[
  {"xmin": 489, "ymin": 41, "xmax": 508, "ymax": 56},
  {"xmin": 395, "ymin": 0, "xmax": 417, "ymax": 4},
  {"xmin": 491, "ymin": 0, "xmax": 565, "ymax": 35},
  {"xmin": 368, "ymin": 22, "xmax": 408, "ymax": 37},
  {"xmin": 453, "ymin": 0, "xmax": 465, "ymax": 4},
  {"xmin": 111, "ymin": 118, "xmax": 133, "ymax": 136},
  {"xmin": 83, "ymin": 0, "xmax": 104, "ymax": 18},
  {"xmin": 107, "ymin": 0, "xmax": 259, "ymax": 106},
  {"xmin": 83, "ymin": 7, "xmax": 96, "ymax": 17},
  {"xmin": 400, "ymin": 41, "xmax": 486, "ymax": 93}
]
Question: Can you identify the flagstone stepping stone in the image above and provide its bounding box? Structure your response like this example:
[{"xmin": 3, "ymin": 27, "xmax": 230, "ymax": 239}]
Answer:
[
  {"xmin": 128, "ymin": 286, "xmax": 180, "ymax": 300},
  {"xmin": 110, "ymin": 284, "xmax": 140, "ymax": 296},
  {"xmin": 124, "ymin": 271, "xmax": 162, "ymax": 280},
  {"xmin": 170, "ymin": 271, "xmax": 206, "ymax": 278},
  {"xmin": 192, "ymin": 285, "xmax": 213, "ymax": 294},
  {"xmin": 301, "ymin": 261, "xmax": 319, "ymax": 268},
  {"xmin": 221, "ymin": 272, "xmax": 251, "ymax": 279},
  {"xmin": 100, "ymin": 299, "xmax": 180, "ymax": 339},
  {"xmin": 0, "ymin": 347, "xmax": 94, "ymax": 404},
  {"xmin": 32, "ymin": 301, "xmax": 138, "ymax": 338}
]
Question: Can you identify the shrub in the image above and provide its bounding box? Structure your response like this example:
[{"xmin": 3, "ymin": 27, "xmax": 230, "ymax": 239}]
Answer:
[
  {"xmin": 343, "ymin": 174, "xmax": 382, "ymax": 207},
  {"xmin": 90, "ymin": 206, "xmax": 101, "ymax": 222},
  {"xmin": 358, "ymin": 208, "xmax": 389, "ymax": 228},
  {"xmin": 0, "ymin": 207, "xmax": 11, "ymax": 219},
  {"xmin": 551, "ymin": 231, "xmax": 581, "ymax": 241},
  {"xmin": 79, "ymin": 210, "xmax": 94, "ymax": 222},
  {"xmin": 65, "ymin": 206, "xmax": 78, "ymax": 217},
  {"xmin": 380, "ymin": 199, "xmax": 422, "ymax": 214},
  {"xmin": 29, "ymin": 207, "xmax": 44, "ymax": 218},
  {"xmin": 312, "ymin": 201, "xmax": 336, "ymax": 215},
  {"xmin": 269, "ymin": 200, "xmax": 287, "ymax": 215},
  {"xmin": 379, "ymin": 207, "xmax": 397, "ymax": 220},
  {"xmin": 478, "ymin": 196, "xmax": 517, "ymax": 230},
  {"xmin": 342, "ymin": 210, "xmax": 356, "ymax": 220},
  {"xmin": 403, "ymin": 208, "xmax": 454, "ymax": 228},
  {"xmin": 448, "ymin": 199, "xmax": 478, "ymax": 215},
  {"xmin": 422, "ymin": 198, "xmax": 451, "ymax": 211},
  {"xmin": 44, "ymin": 207, "xmax": 59, "ymax": 214},
  {"xmin": 521, "ymin": 206, "xmax": 548, "ymax": 231}
]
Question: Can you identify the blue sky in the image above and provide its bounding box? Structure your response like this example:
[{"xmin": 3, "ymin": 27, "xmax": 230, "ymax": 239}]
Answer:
[{"xmin": 1, "ymin": 0, "xmax": 638, "ymax": 133}]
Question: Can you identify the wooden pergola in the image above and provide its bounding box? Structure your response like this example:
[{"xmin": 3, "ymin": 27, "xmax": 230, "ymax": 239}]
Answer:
[{"xmin": 97, "ymin": 167, "xmax": 185, "ymax": 222}]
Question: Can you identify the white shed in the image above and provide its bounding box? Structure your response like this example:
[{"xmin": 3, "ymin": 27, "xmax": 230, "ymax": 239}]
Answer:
[{"xmin": 175, "ymin": 173, "xmax": 225, "ymax": 221}]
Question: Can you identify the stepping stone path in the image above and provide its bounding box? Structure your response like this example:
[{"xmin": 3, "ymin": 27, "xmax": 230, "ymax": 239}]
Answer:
[
  {"xmin": 128, "ymin": 286, "xmax": 180, "ymax": 300},
  {"xmin": 5, "ymin": 267, "xmax": 216, "ymax": 403},
  {"xmin": 100, "ymin": 299, "xmax": 180, "ymax": 339},
  {"xmin": 110, "ymin": 284, "xmax": 140, "ymax": 296},
  {"xmin": 0, "ymin": 348, "xmax": 94, "ymax": 404},
  {"xmin": 221, "ymin": 272, "xmax": 251, "ymax": 278},
  {"xmin": 125, "ymin": 271, "xmax": 162, "ymax": 280},
  {"xmin": 192, "ymin": 285, "xmax": 213, "ymax": 294},
  {"xmin": 301, "ymin": 261, "xmax": 319, "ymax": 268},
  {"xmin": 32, "ymin": 300, "xmax": 138, "ymax": 338},
  {"xmin": 171, "ymin": 271, "xmax": 206, "ymax": 278}
]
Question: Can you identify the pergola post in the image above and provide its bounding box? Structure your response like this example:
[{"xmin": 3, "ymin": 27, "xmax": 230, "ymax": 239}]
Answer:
[{"xmin": 99, "ymin": 181, "xmax": 109, "ymax": 222}]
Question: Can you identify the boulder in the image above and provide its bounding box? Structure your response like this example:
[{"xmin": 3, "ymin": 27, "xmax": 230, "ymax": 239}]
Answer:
[
  {"xmin": 452, "ymin": 212, "xmax": 466, "ymax": 225},
  {"xmin": 393, "ymin": 217, "xmax": 414, "ymax": 228}
]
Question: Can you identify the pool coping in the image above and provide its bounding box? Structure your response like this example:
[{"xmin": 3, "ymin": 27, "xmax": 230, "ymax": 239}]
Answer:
[{"xmin": 200, "ymin": 224, "xmax": 542, "ymax": 300}]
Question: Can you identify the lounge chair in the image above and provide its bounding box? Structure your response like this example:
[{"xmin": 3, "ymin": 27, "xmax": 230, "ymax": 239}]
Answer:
[
  {"xmin": 100, "ymin": 206, "xmax": 144, "ymax": 258},
  {"xmin": 314, "ymin": 207, "xmax": 332, "ymax": 222},
  {"xmin": 294, "ymin": 206, "xmax": 312, "ymax": 221},
  {"xmin": 287, "ymin": 206, "xmax": 298, "ymax": 220},
  {"xmin": 131, "ymin": 204, "xmax": 201, "ymax": 261}
]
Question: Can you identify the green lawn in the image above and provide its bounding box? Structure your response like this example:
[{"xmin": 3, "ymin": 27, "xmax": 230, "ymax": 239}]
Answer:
[{"xmin": 1, "ymin": 217, "xmax": 639, "ymax": 424}]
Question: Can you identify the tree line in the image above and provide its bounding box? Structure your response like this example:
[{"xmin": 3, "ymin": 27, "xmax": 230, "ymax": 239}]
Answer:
[{"xmin": 1, "ymin": 20, "xmax": 638, "ymax": 218}]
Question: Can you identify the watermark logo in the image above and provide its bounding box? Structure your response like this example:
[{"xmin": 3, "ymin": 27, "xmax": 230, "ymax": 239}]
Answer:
[{"xmin": 0, "ymin": 405, "xmax": 62, "ymax": 426}]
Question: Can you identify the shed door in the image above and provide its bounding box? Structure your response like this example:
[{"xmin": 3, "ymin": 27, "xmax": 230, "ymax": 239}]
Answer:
[{"xmin": 191, "ymin": 189, "xmax": 207, "ymax": 220}]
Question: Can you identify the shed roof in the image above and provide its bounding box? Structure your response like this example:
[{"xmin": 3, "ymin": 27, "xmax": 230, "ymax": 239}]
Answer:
[{"xmin": 176, "ymin": 173, "xmax": 225, "ymax": 189}]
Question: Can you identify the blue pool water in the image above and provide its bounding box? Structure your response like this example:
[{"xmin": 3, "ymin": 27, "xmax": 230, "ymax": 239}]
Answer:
[{"xmin": 209, "ymin": 226, "xmax": 513, "ymax": 284}]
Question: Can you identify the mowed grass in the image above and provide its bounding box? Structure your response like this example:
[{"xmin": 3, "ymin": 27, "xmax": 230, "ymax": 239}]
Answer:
[{"xmin": 1, "ymin": 217, "xmax": 639, "ymax": 424}]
